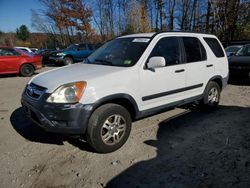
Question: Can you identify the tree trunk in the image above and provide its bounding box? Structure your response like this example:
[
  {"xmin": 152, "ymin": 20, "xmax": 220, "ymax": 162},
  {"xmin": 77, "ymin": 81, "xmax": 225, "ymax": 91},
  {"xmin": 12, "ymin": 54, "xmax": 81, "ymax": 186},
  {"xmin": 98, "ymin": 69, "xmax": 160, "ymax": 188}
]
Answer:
[{"xmin": 205, "ymin": 0, "xmax": 211, "ymax": 32}]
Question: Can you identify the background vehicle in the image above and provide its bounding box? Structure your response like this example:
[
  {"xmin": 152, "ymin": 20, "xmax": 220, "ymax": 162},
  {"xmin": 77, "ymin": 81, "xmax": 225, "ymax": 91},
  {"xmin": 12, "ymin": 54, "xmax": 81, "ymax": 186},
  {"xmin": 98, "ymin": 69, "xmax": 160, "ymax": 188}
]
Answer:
[
  {"xmin": 225, "ymin": 45, "xmax": 242, "ymax": 57},
  {"xmin": 36, "ymin": 49, "xmax": 55, "ymax": 65},
  {"xmin": 15, "ymin": 46, "xmax": 33, "ymax": 53},
  {"xmin": 228, "ymin": 44, "xmax": 250, "ymax": 80},
  {"xmin": 22, "ymin": 32, "xmax": 228, "ymax": 153},
  {"xmin": 49, "ymin": 43, "xmax": 96, "ymax": 65},
  {"xmin": 30, "ymin": 48, "xmax": 39, "ymax": 53},
  {"xmin": 0, "ymin": 47, "xmax": 42, "ymax": 76}
]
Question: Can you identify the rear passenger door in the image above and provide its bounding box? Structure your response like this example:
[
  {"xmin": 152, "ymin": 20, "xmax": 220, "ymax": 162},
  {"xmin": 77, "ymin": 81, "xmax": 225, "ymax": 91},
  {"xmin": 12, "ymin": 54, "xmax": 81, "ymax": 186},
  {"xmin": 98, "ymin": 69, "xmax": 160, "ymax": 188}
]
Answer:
[
  {"xmin": 181, "ymin": 37, "xmax": 210, "ymax": 98},
  {"xmin": 203, "ymin": 37, "xmax": 229, "ymax": 80}
]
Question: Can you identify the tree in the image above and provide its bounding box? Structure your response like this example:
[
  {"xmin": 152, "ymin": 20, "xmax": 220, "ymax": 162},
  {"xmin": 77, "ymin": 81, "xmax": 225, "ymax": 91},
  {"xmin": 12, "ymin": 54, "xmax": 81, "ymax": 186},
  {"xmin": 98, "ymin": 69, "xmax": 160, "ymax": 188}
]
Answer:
[
  {"xmin": 16, "ymin": 25, "xmax": 30, "ymax": 41},
  {"xmin": 38, "ymin": 0, "xmax": 93, "ymax": 45},
  {"xmin": 167, "ymin": 0, "xmax": 176, "ymax": 31}
]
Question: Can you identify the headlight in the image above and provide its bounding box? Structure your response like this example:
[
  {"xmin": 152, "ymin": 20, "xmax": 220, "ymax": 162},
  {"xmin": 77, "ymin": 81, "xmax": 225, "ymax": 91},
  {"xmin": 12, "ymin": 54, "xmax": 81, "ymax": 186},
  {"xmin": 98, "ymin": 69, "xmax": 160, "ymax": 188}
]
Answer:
[
  {"xmin": 46, "ymin": 81, "xmax": 87, "ymax": 103},
  {"xmin": 56, "ymin": 52, "xmax": 65, "ymax": 56}
]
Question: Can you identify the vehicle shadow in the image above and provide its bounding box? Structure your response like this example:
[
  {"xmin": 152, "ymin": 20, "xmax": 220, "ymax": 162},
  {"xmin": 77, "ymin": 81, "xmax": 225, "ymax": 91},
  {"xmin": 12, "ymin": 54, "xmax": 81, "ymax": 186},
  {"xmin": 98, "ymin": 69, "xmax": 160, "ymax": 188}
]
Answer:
[
  {"xmin": 43, "ymin": 64, "xmax": 61, "ymax": 67},
  {"xmin": 10, "ymin": 107, "xmax": 93, "ymax": 152},
  {"xmin": 0, "ymin": 74, "xmax": 17, "ymax": 78},
  {"xmin": 107, "ymin": 105, "xmax": 250, "ymax": 188},
  {"xmin": 0, "ymin": 72, "xmax": 40, "ymax": 78}
]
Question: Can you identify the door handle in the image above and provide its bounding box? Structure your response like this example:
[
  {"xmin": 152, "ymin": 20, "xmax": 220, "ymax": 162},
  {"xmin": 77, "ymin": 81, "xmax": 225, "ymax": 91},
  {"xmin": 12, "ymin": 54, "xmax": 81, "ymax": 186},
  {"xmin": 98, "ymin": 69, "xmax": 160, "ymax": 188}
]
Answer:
[
  {"xmin": 206, "ymin": 64, "xmax": 213, "ymax": 67},
  {"xmin": 175, "ymin": 69, "xmax": 185, "ymax": 73}
]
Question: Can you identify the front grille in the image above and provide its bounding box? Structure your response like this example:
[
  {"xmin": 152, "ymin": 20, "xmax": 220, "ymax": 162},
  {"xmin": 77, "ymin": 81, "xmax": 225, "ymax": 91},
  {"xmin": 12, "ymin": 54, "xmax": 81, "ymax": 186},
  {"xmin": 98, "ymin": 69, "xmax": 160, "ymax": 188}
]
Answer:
[{"xmin": 26, "ymin": 83, "xmax": 47, "ymax": 100}]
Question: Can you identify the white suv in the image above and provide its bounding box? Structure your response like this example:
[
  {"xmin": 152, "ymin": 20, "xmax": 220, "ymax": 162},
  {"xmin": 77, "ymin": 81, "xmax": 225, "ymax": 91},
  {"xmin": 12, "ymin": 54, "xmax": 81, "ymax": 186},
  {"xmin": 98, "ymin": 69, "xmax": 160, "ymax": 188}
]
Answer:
[{"xmin": 21, "ymin": 32, "xmax": 228, "ymax": 153}]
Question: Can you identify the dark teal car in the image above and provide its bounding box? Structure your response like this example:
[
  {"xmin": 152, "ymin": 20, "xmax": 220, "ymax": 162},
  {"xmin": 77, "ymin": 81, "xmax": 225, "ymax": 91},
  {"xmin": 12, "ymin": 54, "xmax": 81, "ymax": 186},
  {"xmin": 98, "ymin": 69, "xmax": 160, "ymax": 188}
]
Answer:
[{"xmin": 49, "ymin": 44, "xmax": 96, "ymax": 65}]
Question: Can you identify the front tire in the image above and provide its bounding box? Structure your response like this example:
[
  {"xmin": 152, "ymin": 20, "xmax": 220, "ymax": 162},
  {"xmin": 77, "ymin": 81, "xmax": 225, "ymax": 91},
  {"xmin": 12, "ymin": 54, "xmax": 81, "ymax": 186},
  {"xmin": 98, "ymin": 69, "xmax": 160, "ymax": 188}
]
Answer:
[
  {"xmin": 20, "ymin": 64, "xmax": 34, "ymax": 77},
  {"xmin": 86, "ymin": 104, "xmax": 132, "ymax": 153},
  {"xmin": 201, "ymin": 81, "xmax": 221, "ymax": 110},
  {"xmin": 63, "ymin": 57, "xmax": 73, "ymax": 65}
]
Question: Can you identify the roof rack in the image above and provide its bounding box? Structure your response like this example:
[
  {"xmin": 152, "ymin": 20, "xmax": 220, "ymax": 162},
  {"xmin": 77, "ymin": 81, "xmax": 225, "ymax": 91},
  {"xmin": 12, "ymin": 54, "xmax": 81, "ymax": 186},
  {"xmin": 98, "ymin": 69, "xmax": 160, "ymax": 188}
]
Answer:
[{"xmin": 153, "ymin": 30, "xmax": 213, "ymax": 36}]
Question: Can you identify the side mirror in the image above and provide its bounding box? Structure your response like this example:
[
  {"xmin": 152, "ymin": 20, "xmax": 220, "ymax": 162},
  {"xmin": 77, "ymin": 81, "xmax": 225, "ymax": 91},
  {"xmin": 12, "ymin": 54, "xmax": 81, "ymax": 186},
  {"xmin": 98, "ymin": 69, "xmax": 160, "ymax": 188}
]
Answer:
[{"xmin": 147, "ymin": 56, "xmax": 166, "ymax": 70}]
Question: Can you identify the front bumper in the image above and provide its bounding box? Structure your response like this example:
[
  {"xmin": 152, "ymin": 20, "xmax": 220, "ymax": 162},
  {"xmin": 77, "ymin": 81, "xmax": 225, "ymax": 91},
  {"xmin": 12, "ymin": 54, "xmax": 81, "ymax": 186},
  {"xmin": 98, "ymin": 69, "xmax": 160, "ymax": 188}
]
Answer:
[
  {"xmin": 49, "ymin": 56, "xmax": 64, "ymax": 63},
  {"xmin": 21, "ymin": 91, "xmax": 93, "ymax": 134}
]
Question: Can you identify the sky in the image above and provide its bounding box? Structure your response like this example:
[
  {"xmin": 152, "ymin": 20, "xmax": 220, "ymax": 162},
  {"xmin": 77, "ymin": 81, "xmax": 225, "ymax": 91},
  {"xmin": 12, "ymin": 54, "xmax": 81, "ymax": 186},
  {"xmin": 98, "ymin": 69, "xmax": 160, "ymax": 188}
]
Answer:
[{"xmin": 0, "ymin": 0, "xmax": 41, "ymax": 32}]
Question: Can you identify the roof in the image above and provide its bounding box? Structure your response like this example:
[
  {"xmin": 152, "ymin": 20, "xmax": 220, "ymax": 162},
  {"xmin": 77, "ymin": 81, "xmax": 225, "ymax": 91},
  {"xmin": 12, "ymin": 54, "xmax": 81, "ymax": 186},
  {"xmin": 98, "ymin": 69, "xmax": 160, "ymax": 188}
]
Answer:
[
  {"xmin": 119, "ymin": 33, "xmax": 155, "ymax": 38},
  {"xmin": 119, "ymin": 31, "xmax": 215, "ymax": 39}
]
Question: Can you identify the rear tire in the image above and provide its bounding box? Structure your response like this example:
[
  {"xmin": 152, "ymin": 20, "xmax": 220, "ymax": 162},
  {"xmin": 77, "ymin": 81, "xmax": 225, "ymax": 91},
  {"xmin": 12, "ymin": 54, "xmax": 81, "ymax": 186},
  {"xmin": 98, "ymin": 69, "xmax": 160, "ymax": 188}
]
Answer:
[
  {"xmin": 20, "ymin": 64, "xmax": 34, "ymax": 77},
  {"xmin": 86, "ymin": 104, "xmax": 132, "ymax": 153},
  {"xmin": 63, "ymin": 57, "xmax": 73, "ymax": 65},
  {"xmin": 200, "ymin": 81, "xmax": 221, "ymax": 110}
]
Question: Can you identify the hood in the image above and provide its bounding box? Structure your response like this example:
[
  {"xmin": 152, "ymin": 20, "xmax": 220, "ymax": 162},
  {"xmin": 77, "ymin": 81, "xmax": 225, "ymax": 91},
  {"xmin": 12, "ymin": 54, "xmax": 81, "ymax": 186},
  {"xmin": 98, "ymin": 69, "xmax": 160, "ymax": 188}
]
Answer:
[
  {"xmin": 30, "ymin": 63, "xmax": 126, "ymax": 92},
  {"xmin": 50, "ymin": 50, "xmax": 64, "ymax": 55}
]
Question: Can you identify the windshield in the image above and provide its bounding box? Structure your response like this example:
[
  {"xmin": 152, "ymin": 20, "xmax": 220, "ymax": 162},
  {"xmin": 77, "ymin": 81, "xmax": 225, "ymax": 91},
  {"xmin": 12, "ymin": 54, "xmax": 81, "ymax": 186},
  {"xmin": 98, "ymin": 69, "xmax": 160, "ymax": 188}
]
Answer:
[
  {"xmin": 225, "ymin": 46, "xmax": 241, "ymax": 52},
  {"xmin": 236, "ymin": 45, "xmax": 250, "ymax": 56},
  {"xmin": 85, "ymin": 37, "xmax": 150, "ymax": 67}
]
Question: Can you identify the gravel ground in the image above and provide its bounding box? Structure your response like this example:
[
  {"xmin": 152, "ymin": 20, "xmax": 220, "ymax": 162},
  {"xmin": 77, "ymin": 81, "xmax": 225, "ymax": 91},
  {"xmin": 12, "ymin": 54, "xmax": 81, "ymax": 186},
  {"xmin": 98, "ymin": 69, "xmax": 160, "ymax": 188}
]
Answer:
[{"xmin": 0, "ymin": 67, "xmax": 250, "ymax": 188}]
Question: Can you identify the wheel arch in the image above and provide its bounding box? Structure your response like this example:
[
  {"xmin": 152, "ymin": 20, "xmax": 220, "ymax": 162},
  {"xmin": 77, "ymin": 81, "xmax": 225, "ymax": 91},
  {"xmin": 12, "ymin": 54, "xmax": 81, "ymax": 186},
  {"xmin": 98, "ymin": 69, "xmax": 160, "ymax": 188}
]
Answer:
[
  {"xmin": 207, "ymin": 75, "xmax": 223, "ymax": 89},
  {"xmin": 64, "ymin": 54, "xmax": 74, "ymax": 61},
  {"xmin": 91, "ymin": 94, "xmax": 139, "ymax": 121},
  {"xmin": 19, "ymin": 63, "xmax": 35, "ymax": 73}
]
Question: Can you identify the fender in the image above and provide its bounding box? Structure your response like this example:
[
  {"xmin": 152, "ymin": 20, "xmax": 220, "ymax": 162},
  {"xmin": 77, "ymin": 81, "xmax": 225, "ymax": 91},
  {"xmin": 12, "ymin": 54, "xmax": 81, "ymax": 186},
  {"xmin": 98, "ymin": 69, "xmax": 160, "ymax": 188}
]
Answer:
[
  {"xmin": 91, "ymin": 93, "xmax": 140, "ymax": 119},
  {"xmin": 207, "ymin": 75, "xmax": 224, "ymax": 89}
]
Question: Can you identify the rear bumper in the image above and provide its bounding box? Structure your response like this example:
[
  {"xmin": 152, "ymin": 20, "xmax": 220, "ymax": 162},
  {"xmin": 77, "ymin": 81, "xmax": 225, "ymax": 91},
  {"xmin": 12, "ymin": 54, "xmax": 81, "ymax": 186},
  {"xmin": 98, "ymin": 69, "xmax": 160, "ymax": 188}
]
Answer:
[
  {"xmin": 21, "ymin": 91, "xmax": 93, "ymax": 135},
  {"xmin": 222, "ymin": 74, "xmax": 229, "ymax": 89}
]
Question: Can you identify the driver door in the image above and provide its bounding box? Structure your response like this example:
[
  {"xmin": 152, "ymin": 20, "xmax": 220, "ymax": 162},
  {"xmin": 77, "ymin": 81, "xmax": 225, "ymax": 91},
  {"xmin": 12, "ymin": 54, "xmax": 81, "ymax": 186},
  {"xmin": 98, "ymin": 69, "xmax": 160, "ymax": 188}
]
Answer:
[
  {"xmin": 0, "ymin": 48, "xmax": 21, "ymax": 73},
  {"xmin": 139, "ymin": 37, "xmax": 186, "ymax": 111}
]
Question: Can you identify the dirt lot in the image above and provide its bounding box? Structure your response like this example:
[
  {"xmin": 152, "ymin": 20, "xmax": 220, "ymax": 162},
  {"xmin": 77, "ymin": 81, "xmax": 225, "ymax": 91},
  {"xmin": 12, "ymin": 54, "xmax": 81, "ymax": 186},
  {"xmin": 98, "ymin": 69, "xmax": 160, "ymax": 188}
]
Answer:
[{"xmin": 0, "ymin": 67, "xmax": 250, "ymax": 188}]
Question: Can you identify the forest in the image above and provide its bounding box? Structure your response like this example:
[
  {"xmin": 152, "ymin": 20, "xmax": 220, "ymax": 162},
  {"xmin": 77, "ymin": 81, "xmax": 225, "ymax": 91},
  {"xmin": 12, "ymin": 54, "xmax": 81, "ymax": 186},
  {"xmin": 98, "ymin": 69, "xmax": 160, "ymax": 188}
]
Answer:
[{"xmin": 0, "ymin": 0, "xmax": 250, "ymax": 48}]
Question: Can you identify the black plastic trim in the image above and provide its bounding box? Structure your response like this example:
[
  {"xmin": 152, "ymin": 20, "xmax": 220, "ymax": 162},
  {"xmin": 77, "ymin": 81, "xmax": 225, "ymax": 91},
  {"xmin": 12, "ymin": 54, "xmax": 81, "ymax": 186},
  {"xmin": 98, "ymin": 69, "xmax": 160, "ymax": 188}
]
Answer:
[
  {"xmin": 208, "ymin": 75, "xmax": 224, "ymax": 88},
  {"xmin": 142, "ymin": 83, "xmax": 203, "ymax": 101},
  {"xmin": 206, "ymin": 64, "xmax": 213, "ymax": 67},
  {"xmin": 175, "ymin": 69, "xmax": 185, "ymax": 73},
  {"xmin": 137, "ymin": 95, "xmax": 203, "ymax": 119},
  {"xmin": 92, "ymin": 93, "xmax": 140, "ymax": 118},
  {"xmin": 21, "ymin": 92, "xmax": 93, "ymax": 135}
]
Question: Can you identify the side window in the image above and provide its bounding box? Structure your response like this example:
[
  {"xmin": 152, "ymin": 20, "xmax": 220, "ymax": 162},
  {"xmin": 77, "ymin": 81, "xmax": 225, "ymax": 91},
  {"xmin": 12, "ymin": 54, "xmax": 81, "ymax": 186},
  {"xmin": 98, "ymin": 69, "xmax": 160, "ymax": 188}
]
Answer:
[
  {"xmin": 243, "ymin": 46, "xmax": 250, "ymax": 56},
  {"xmin": 78, "ymin": 44, "xmax": 87, "ymax": 50},
  {"xmin": 182, "ymin": 37, "xmax": 207, "ymax": 63},
  {"xmin": 87, "ymin": 44, "xmax": 94, "ymax": 50},
  {"xmin": 0, "ymin": 48, "xmax": 19, "ymax": 56},
  {"xmin": 203, "ymin": 37, "xmax": 225, "ymax": 57},
  {"xmin": 20, "ymin": 48, "xmax": 28, "ymax": 52},
  {"xmin": 149, "ymin": 37, "xmax": 180, "ymax": 66}
]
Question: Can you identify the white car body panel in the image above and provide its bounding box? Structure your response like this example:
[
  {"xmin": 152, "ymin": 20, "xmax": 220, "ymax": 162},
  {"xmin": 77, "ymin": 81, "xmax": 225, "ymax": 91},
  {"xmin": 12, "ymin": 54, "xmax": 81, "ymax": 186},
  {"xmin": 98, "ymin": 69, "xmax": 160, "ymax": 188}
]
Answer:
[{"xmin": 29, "ymin": 32, "xmax": 228, "ymax": 113}]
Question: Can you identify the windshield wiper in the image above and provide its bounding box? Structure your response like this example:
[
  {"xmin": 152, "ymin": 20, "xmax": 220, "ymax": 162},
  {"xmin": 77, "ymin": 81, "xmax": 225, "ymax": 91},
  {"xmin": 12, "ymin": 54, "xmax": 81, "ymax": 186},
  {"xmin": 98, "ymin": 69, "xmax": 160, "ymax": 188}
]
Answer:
[{"xmin": 95, "ymin": 59, "xmax": 113, "ymax": 66}]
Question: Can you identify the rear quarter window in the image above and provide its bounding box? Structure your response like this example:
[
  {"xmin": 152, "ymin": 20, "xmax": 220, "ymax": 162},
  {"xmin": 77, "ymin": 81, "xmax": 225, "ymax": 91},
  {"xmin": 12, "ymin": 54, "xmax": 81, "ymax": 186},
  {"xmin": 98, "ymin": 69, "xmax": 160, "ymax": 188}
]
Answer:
[{"xmin": 203, "ymin": 37, "xmax": 225, "ymax": 57}]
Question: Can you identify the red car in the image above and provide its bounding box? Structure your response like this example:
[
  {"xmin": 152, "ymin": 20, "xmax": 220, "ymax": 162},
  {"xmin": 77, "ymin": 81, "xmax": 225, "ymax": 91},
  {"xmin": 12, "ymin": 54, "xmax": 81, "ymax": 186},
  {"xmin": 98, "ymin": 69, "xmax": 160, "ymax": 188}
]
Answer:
[{"xmin": 0, "ymin": 47, "xmax": 42, "ymax": 76}]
